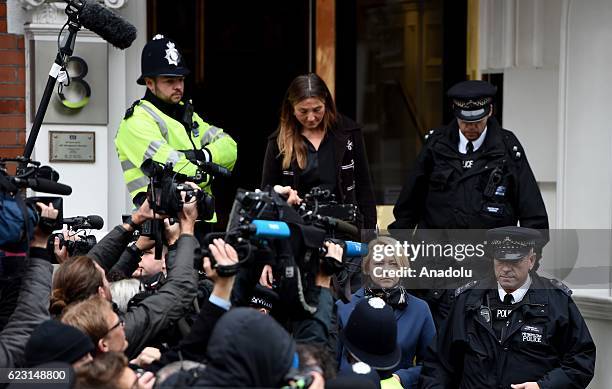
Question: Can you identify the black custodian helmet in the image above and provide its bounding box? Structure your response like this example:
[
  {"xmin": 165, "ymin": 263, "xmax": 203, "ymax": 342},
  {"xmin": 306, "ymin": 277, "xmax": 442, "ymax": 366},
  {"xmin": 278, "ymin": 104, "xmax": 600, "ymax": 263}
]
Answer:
[{"xmin": 137, "ymin": 34, "xmax": 190, "ymax": 85}]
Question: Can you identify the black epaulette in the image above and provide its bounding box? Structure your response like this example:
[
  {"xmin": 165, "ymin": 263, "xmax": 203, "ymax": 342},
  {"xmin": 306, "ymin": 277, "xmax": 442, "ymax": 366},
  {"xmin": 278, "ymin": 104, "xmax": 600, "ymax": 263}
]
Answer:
[
  {"xmin": 501, "ymin": 132, "xmax": 523, "ymax": 161},
  {"xmin": 123, "ymin": 100, "xmax": 141, "ymax": 119},
  {"xmin": 510, "ymin": 143, "xmax": 522, "ymax": 161},
  {"xmin": 550, "ymin": 278, "xmax": 572, "ymax": 296},
  {"xmin": 424, "ymin": 129, "xmax": 442, "ymax": 144},
  {"xmin": 455, "ymin": 280, "xmax": 478, "ymax": 297}
]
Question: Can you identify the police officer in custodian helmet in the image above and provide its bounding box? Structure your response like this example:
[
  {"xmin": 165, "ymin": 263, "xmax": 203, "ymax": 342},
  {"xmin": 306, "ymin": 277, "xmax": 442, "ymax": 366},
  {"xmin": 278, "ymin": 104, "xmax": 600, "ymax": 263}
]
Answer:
[{"xmin": 115, "ymin": 35, "xmax": 237, "ymax": 222}]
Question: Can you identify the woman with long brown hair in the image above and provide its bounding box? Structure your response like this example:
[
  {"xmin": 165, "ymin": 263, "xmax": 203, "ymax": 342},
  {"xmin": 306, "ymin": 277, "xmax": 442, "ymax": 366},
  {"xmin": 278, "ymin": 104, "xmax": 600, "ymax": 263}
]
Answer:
[{"xmin": 261, "ymin": 73, "xmax": 376, "ymax": 230}]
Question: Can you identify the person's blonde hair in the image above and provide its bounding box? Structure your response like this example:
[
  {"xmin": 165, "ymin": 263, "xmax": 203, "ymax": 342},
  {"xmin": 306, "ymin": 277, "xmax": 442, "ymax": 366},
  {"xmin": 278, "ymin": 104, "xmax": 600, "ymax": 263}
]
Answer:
[
  {"xmin": 61, "ymin": 295, "xmax": 114, "ymax": 348},
  {"xmin": 277, "ymin": 73, "xmax": 337, "ymax": 170},
  {"xmin": 362, "ymin": 236, "xmax": 410, "ymax": 287},
  {"xmin": 75, "ymin": 351, "xmax": 127, "ymax": 389}
]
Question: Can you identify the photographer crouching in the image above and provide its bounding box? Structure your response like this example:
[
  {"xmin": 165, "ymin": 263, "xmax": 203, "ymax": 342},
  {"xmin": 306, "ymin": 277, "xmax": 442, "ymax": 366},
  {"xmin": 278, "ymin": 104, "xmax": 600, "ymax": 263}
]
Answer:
[{"xmin": 49, "ymin": 183, "xmax": 202, "ymax": 359}]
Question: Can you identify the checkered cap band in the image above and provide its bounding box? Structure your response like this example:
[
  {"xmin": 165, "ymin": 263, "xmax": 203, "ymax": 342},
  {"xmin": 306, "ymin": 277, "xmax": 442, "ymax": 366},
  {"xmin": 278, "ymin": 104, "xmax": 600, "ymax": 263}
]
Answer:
[{"xmin": 453, "ymin": 97, "xmax": 492, "ymax": 109}]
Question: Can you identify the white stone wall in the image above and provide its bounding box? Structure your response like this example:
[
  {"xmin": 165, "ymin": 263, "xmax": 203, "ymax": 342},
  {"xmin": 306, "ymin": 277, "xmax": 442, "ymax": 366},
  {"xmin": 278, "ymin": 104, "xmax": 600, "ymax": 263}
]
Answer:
[
  {"xmin": 480, "ymin": 0, "xmax": 612, "ymax": 387},
  {"xmin": 107, "ymin": 0, "xmax": 148, "ymax": 225},
  {"xmin": 16, "ymin": 0, "xmax": 147, "ymax": 236}
]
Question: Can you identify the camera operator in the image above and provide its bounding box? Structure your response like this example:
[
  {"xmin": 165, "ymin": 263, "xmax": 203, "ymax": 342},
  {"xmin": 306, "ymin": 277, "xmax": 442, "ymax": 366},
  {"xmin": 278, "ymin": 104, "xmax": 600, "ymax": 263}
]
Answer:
[
  {"xmin": 262, "ymin": 185, "xmax": 366, "ymax": 303},
  {"xmin": 290, "ymin": 241, "xmax": 342, "ymax": 345},
  {"xmin": 154, "ymin": 236, "xmax": 329, "ymax": 388},
  {"xmin": 130, "ymin": 236, "xmax": 166, "ymax": 279},
  {"xmin": 258, "ymin": 241, "xmax": 342, "ymax": 349},
  {"xmin": 106, "ymin": 221, "xmax": 176, "ymax": 283},
  {"xmin": 157, "ymin": 237, "xmax": 239, "ymax": 364},
  {"xmin": 52, "ymin": 230, "xmax": 73, "ymax": 264},
  {"xmin": 157, "ymin": 236, "xmax": 341, "ymax": 364},
  {"xmin": 0, "ymin": 202, "xmax": 57, "ymax": 368},
  {"xmin": 82, "ymin": 199, "xmax": 157, "ymax": 273},
  {"xmin": 49, "ymin": 185, "xmax": 201, "ymax": 359}
]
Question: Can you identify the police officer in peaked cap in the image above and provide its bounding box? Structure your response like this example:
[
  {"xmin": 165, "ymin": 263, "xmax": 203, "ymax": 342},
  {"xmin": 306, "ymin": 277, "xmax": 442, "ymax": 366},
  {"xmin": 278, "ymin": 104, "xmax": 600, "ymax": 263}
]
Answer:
[
  {"xmin": 390, "ymin": 80, "xmax": 548, "ymax": 232},
  {"xmin": 388, "ymin": 80, "xmax": 549, "ymax": 328},
  {"xmin": 418, "ymin": 226, "xmax": 596, "ymax": 389},
  {"xmin": 115, "ymin": 34, "xmax": 237, "ymax": 227}
]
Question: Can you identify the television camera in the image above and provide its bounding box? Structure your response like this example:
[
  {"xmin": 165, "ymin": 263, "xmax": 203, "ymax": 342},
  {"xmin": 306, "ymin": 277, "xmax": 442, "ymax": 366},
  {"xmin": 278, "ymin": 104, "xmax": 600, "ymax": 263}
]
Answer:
[
  {"xmin": 139, "ymin": 158, "xmax": 230, "ymax": 259},
  {"xmin": 204, "ymin": 186, "xmax": 367, "ymax": 316}
]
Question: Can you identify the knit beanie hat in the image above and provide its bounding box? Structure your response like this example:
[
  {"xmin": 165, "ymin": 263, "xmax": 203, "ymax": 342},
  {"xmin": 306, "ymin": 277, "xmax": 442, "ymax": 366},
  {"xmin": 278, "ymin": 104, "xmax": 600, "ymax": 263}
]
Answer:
[{"xmin": 24, "ymin": 320, "xmax": 95, "ymax": 367}]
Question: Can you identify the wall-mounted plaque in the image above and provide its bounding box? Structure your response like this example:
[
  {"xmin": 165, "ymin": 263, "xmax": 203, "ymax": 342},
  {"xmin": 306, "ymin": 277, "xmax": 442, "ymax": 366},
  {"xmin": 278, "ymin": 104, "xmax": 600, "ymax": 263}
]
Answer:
[{"xmin": 49, "ymin": 131, "xmax": 95, "ymax": 163}]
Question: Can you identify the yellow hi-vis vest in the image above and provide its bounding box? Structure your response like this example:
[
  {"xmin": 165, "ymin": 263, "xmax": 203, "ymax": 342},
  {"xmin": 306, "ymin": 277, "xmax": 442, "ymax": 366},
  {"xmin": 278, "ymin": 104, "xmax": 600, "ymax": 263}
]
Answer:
[
  {"xmin": 115, "ymin": 99, "xmax": 237, "ymax": 220},
  {"xmin": 381, "ymin": 376, "xmax": 404, "ymax": 389}
]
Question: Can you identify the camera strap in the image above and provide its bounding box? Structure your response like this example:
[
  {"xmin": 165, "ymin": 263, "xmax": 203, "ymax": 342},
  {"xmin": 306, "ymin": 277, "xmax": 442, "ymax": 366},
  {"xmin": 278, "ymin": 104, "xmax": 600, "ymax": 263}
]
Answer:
[
  {"xmin": 38, "ymin": 216, "xmax": 57, "ymax": 235},
  {"xmin": 15, "ymin": 194, "xmax": 32, "ymax": 257},
  {"xmin": 331, "ymin": 273, "xmax": 352, "ymax": 304},
  {"xmin": 180, "ymin": 100, "xmax": 200, "ymax": 152},
  {"xmin": 0, "ymin": 173, "xmax": 17, "ymax": 193}
]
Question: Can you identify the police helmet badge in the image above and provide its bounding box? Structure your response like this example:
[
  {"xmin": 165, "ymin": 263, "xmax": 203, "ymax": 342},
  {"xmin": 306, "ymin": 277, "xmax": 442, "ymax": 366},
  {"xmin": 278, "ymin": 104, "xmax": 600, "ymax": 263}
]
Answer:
[
  {"xmin": 352, "ymin": 362, "xmax": 372, "ymax": 375},
  {"xmin": 165, "ymin": 42, "xmax": 180, "ymax": 66},
  {"xmin": 368, "ymin": 297, "xmax": 386, "ymax": 309}
]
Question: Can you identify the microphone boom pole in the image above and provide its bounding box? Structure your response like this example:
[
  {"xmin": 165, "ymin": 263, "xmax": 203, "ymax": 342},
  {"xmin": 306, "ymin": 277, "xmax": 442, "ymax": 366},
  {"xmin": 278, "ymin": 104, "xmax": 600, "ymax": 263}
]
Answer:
[
  {"xmin": 22, "ymin": 0, "xmax": 137, "ymax": 161},
  {"xmin": 22, "ymin": 1, "xmax": 82, "ymax": 160}
]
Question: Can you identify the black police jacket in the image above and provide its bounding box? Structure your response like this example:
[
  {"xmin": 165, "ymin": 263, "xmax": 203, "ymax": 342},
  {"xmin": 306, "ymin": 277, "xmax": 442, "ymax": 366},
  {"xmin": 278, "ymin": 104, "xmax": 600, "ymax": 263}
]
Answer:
[
  {"xmin": 389, "ymin": 118, "xmax": 548, "ymax": 230},
  {"xmin": 418, "ymin": 273, "xmax": 596, "ymax": 389}
]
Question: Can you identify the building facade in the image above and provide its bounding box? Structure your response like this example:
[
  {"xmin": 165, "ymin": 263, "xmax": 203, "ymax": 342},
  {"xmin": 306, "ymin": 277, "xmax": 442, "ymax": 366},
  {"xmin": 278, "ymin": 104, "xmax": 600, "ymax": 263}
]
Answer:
[{"xmin": 2, "ymin": 0, "xmax": 610, "ymax": 386}]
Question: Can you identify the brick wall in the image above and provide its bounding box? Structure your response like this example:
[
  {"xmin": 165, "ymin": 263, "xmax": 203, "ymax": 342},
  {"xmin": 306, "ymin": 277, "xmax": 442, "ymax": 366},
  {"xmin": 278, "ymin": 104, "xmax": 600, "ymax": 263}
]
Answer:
[{"xmin": 0, "ymin": 0, "xmax": 26, "ymax": 158}]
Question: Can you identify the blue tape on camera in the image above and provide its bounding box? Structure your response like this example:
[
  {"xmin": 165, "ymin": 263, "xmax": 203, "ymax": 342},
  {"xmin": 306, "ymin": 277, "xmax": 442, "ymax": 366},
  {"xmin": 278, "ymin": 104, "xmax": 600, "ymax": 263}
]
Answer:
[
  {"xmin": 251, "ymin": 220, "xmax": 290, "ymax": 239},
  {"xmin": 345, "ymin": 241, "xmax": 367, "ymax": 257}
]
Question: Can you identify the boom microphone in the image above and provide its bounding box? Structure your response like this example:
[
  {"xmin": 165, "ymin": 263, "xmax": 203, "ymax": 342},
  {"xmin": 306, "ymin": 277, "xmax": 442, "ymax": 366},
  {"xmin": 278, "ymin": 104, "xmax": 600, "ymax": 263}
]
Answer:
[
  {"xmin": 74, "ymin": 0, "xmax": 137, "ymax": 49},
  {"xmin": 63, "ymin": 215, "xmax": 104, "ymax": 230},
  {"xmin": 12, "ymin": 177, "xmax": 73, "ymax": 195}
]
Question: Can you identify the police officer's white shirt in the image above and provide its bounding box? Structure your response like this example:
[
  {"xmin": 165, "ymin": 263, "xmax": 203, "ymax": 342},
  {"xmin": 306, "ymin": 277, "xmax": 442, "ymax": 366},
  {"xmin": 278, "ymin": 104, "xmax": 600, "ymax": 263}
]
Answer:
[
  {"xmin": 458, "ymin": 127, "xmax": 487, "ymax": 154},
  {"xmin": 497, "ymin": 274, "xmax": 532, "ymax": 304}
]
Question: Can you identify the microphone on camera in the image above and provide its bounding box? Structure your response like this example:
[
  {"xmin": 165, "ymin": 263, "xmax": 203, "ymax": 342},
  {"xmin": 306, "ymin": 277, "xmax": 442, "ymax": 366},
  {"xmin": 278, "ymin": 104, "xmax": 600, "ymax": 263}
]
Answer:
[
  {"xmin": 199, "ymin": 161, "xmax": 232, "ymax": 178},
  {"xmin": 243, "ymin": 220, "xmax": 291, "ymax": 239},
  {"xmin": 12, "ymin": 177, "xmax": 73, "ymax": 196},
  {"xmin": 319, "ymin": 216, "xmax": 359, "ymax": 239},
  {"xmin": 63, "ymin": 215, "xmax": 104, "ymax": 230},
  {"xmin": 68, "ymin": 0, "xmax": 137, "ymax": 49},
  {"xmin": 344, "ymin": 241, "xmax": 368, "ymax": 257}
]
